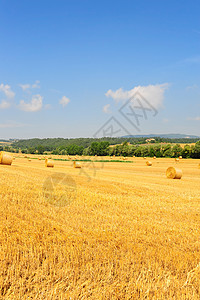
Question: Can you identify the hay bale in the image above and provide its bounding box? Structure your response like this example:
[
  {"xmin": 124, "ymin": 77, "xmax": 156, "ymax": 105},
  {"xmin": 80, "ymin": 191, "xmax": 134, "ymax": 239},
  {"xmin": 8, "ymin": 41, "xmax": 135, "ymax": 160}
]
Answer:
[
  {"xmin": 179, "ymin": 156, "xmax": 182, "ymax": 159},
  {"xmin": 0, "ymin": 152, "xmax": 13, "ymax": 165},
  {"xmin": 73, "ymin": 161, "xmax": 81, "ymax": 168},
  {"xmin": 166, "ymin": 167, "xmax": 182, "ymax": 179},
  {"xmin": 175, "ymin": 158, "xmax": 179, "ymax": 162},
  {"xmin": 28, "ymin": 159, "xmax": 31, "ymax": 161},
  {"xmin": 153, "ymin": 156, "xmax": 156, "ymax": 159},
  {"xmin": 143, "ymin": 157, "xmax": 146, "ymax": 159},
  {"xmin": 38, "ymin": 158, "xmax": 41, "ymax": 160},
  {"xmin": 45, "ymin": 158, "xmax": 54, "ymax": 168},
  {"xmin": 146, "ymin": 161, "xmax": 152, "ymax": 166}
]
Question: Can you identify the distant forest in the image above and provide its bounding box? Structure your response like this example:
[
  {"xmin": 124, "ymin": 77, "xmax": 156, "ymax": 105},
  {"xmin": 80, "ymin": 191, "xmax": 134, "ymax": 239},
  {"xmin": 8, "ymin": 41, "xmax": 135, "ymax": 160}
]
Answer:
[{"xmin": 0, "ymin": 137, "xmax": 199, "ymax": 158}]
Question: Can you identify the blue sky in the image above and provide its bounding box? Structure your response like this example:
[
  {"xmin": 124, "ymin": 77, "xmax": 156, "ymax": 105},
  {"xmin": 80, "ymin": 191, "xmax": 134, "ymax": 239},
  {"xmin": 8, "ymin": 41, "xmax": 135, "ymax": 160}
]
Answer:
[{"xmin": 0, "ymin": 0, "xmax": 199, "ymax": 139}]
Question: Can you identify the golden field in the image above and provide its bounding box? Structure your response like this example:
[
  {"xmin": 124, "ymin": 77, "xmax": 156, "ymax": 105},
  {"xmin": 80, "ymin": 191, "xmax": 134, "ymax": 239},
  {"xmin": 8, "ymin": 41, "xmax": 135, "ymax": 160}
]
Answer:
[{"xmin": 0, "ymin": 155, "xmax": 200, "ymax": 299}]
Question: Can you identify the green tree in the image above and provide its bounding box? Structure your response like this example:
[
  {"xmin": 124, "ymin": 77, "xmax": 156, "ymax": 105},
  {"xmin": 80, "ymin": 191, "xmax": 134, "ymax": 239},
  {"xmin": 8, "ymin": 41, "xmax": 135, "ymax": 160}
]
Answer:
[
  {"xmin": 27, "ymin": 147, "xmax": 36, "ymax": 154},
  {"xmin": 182, "ymin": 145, "xmax": 191, "ymax": 158},
  {"xmin": 191, "ymin": 142, "xmax": 200, "ymax": 158},
  {"xmin": 162, "ymin": 144, "xmax": 172, "ymax": 157},
  {"xmin": 37, "ymin": 145, "xmax": 45, "ymax": 155},
  {"xmin": 172, "ymin": 144, "xmax": 182, "ymax": 157}
]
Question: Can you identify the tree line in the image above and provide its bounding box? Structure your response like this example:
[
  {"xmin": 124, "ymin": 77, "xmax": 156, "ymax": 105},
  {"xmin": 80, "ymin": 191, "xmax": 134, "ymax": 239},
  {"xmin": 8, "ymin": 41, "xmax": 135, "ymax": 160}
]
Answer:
[
  {"xmin": 1, "ymin": 139, "xmax": 200, "ymax": 159},
  {"xmin": 10, "ymin": 136, "xmax": 199, "ymax": 151}
]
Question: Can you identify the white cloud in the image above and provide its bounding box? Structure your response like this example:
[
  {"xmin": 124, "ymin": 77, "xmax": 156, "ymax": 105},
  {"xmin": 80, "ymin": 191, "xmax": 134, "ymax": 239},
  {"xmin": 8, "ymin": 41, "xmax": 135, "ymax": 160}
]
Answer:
[
  {"xmin": 19, "ymin": 84, "xmax": 31, "ymax": 91},
  {"xmin": 163, "ymin": 118, "xmax": 169, "ymax": 123},
  {"xmin": 0, "ymin": 83, "xmax": 15, "ymax": 99},
  {"xmin": 32, "ymin": 80, "xmax": 40, "ymax": 89},
  {"xmin": 44, "ymin": 104, "xmax": 52, "ymax": 110},
  {"xmin": 0, "ymin": 100, "xmax": 11, "ymax": 109},
  {"xmin": 103, "ymin": 104, "xmax": 111, "ymax": 114},
  {"xmin": 105, "ymin": 83, "xmax": 169, "ymax": 109},
  {"xmin": 187, "ymin": 117, "xmax": 200, "ymax": 121},
  {"xmin": 186, "ymin": 84, "xmax": 199, "ymax": 90},
  {"xmin": 19, "ymin": 94, "xmax": 43, "ymax": 112},
  {"xmin": 19, "ymin": 80, "xmax": 40, "ymax": 91},
  {"xmin": 59, "ymin": 96, "xmax": 70, "ymax": 107},
  {"xmin": 0, "ymin": 122, "xmax": 27, "ymax": 128}
]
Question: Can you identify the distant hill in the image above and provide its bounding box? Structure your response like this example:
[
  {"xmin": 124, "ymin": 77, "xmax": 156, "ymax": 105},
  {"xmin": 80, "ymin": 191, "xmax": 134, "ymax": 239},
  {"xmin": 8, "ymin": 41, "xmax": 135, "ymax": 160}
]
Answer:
[{"xmin": 122, "ymin": 134, "xmax": 200, "ymax": 139}]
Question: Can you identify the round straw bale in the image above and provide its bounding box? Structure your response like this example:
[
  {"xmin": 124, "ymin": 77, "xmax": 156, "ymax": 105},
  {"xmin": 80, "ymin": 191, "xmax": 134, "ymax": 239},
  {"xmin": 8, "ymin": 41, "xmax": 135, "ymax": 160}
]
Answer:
[
  {"xmin": 153, "ymin": 156, "xmax": 156, "ymax": 159},
  {"xmin": 45, "ymin": 158, "xmax": 54, "ymax": 168},
  {"xmin": 175, "ymin": 158, "xmax": 179, "ymax": 162},
  {"xmin": 0, "ymin": 152, "xmax": 13, "ymax": 165},
  {"xmin": 28, "ymin": 159, "xmax": 31, "ymax": 161},
  {"xmin": 166, "ymin": 167, "xmax": 182, "ymax": 179},
  {"xmin": 179, "ymin": 156, "xmax": 182, "ymax": 159},
  {"xmin": 73, "ymin": 161, "xmax": 81, "ymax": 168},
  {"xmin": 38, "ymin": 158, "xmax": 41, "ymax": 160},
  {"xmin": 143, "ymin": 157, "xmax": 146, "ymax": 159},
  {"xmin": 146, "ymin": 161, "xmax": 152, "ymax": 166}
]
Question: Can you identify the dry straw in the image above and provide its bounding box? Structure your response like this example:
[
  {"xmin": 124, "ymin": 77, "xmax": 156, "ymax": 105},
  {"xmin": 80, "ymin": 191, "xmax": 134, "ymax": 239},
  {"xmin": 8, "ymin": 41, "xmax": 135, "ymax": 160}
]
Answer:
[
  {"xmin": 166, "ymin": 167, "xmax": 182, "ymax": 179},
  {"xmin": 73, "ymin": 161, "xmax": 81, "ymax": 168},
  {"xmin": 0, "ymin": 152, "xmax": 13, "ymax": 165},
  {"xmin": 146, "ymin": 161, "xmax": 152, "ymax": 166},
  {"xmin": 153, "ymin": 156, "xmax": 156, "ymax": 159},
  {"xmin": 175, "ymin": 158, "xmax": 179, "ymax": 162},
  {"xmin": 179, "ymin": 156, "xmax": 182, "ymax": 159},
  {"xmin": 45, "ymin": 158, "xmax": 54, "ymax": 168}
]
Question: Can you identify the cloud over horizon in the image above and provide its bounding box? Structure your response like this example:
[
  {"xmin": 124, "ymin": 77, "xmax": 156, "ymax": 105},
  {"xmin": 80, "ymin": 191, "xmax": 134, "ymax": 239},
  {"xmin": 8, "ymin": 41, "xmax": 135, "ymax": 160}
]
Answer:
[
  {"xmin": 0, "ymin": 83, "xmax": 15, "ymax": 99},
  {"xmin": 103, "ymin": 104, "xmax": 111, "ymax": 114},
  {"xmin": 0, "ymin": 121, "xmax": 28, "ymax": 128},
  {"xmin": 19, "ymin": 80, "xmax": 40, "ymax": 91},
  {"xmin": 187, "ymin": 116, "xmax": 200, "ymax": 121},
  {"xmin": 0, "ymin": 100, "xmax": 11, "ymax": 109},
  {"xmin": 59, "ymin": 96, "xmax": 70, "ymax": 107},
  {"xmin": 105, "ymin": 83, "xmax": 169, "ymax": 109},
  {"xmin": 19, "ymin": 94, "xmax": 43, "ymax": 112}
]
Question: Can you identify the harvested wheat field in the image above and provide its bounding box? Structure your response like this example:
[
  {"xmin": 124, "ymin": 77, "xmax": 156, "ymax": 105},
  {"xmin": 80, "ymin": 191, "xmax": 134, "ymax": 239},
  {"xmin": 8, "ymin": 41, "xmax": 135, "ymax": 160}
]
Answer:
[{"xmin": 0, "ymin": 156, "xmax": 200, "ymax": 299}]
